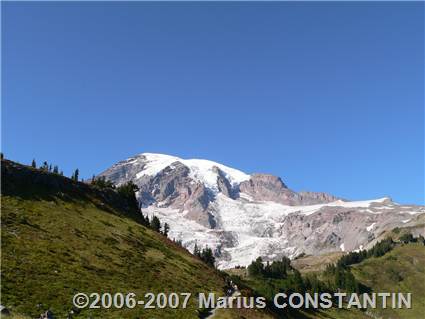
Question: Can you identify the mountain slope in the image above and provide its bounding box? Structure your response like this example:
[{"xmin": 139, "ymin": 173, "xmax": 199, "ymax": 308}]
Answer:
[
  {"xmin": 227, "ymin": 242, "xmax": 425, "ymax": 319},
  {"xmin": 99, "ymin": 153, "xmax": 425, "ymax": 268},
  {"xmin": 351, "ymin": 244, "xmax": 425, "ymax": 319},
  {"xmin": 1, "ymin": 159, "xmax": 228, "ymax": 318}
]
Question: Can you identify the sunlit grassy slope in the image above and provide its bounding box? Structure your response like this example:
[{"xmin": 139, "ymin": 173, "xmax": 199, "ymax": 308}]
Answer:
[
  {"xmin": 2, "ymin": 159, "xmax": 423, "ymax": 319},
  {"xmin": 1, "ymin": 160, "xmax": 227, "ymax": 318},
  {"xmin": 227, "ymin": 241, "xmax": 424, "ymax": 319},
  {"xmin": 351, "ymin": 244, "xmax": 425, "ymax": 319}
]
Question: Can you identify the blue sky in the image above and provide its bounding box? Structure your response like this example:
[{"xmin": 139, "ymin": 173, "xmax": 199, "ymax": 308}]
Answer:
[{"xmin": 2, "ymin": 2, "xmax": 424, "ymax": 204}]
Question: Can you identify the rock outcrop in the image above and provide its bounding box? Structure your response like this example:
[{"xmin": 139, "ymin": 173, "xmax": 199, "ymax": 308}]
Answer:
[{"xmin": 98, "ymin": 153, "xmax": 425, "ymax": 268}]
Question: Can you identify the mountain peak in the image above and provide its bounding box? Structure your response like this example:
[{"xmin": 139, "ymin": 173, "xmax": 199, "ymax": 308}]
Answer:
[
  {"xmin": 98, "ymin": 153, "xmax": 424, "ymax": 268},
  {"xmin": 132, "ymin": 152, "xmax": 251, "ymax": 191}
]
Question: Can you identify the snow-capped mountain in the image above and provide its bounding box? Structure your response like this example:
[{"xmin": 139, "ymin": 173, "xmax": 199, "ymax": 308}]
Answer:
[{"xmin": 98, "ymin": 153, "xmax": 425, "ymax": 269}]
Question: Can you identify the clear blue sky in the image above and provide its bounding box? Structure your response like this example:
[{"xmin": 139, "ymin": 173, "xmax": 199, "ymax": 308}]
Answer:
[{"xmin": 2, "ymin": 2, "xmax": 424, "ymax": 204}]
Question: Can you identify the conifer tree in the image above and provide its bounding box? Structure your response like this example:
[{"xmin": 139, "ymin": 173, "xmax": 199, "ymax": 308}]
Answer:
[
  {"xmin": 200, "ymin": 247, "xmax": 215, "ymax": 267},
  {"xmin": 116, "ymin": 181, "xmax": 139, "ymax": 211},
  {"xmin": 193, "ymin": 242, "xmax": 201, "ymax": 257},
  {"xmin": 293, "ymin": 269, "xmax": 305, "ymax": 293},
  {"xmin": 399, "ymin": 233, "xmax": 414, "ymax": 244},
  {"xmin": 163, "ymin": 223, "xmax": 170, "ymax": 237},
  {"xmin": 41, "ymin": 161, "xmax": 49, "ymax": 171},
  {"xmin": 31, "ymin": 159, "xmax": 37, "ymax": 168},
  {"xmin": 150, "ymin": 216, "xmax": 161, "ymax": 232},
  {"xmin": 53, "ymin": 165, "xmax": 59, "ymax": 174},
  {"xmin": 248, "ymin": 257, "xmax": 264, "ymax": 277},
  {"xmin": 72, "ymin": 169, "xmax": 79, "ymax": 181},
  {"xmin": 140, "ymin": 213, "xmax": 150, "ymax": 227}
]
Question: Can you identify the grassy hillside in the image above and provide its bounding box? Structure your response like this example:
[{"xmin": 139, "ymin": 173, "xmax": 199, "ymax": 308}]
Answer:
[
  {"xmin": 227, "ymin": 243, "xmax": 424, "ymax": 319},
  {"xmin": 2, "ymin": 159, "xmax": 423, "ymax": 319},
  {"xmin": 0, "ymin": 160, "xmax": 230, "ymax": 318},
  {"xmin": 351, "ymin": 244, "xmax": 425, "ymax": 319},
  {"xmin": 312, "ymin": 243, "xmax": 425, "ymax": 319}
]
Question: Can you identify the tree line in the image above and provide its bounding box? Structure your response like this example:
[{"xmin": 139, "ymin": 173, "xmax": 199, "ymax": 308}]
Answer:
[
  {"xmin": 97, "ymin": 178, "xmax": 171, "ymax": 238},
  {"xmin": 248, "ymin": 256, "xmax": 292, "ymax": 279},
  {"xmin": 332, "ymin": 234, "xmax": 424, "ymax": 271},
  {"xmin": 246, "ymin": 233, "xmax": 423, "ymax": 300},
  {"xmin": 30, "ymin": 158, "xmax": 82, "ymax": 182},
  {"xmin": 193, "ymin": 243, "xmax": 216, "ymax": 267},
  {"xmin": 28, "ymin": 158, "xmax": 174, "ymax": 240}
]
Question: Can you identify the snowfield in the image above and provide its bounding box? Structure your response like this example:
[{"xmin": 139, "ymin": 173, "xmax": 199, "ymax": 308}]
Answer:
[
  {"xmin": 100, "ymin": 153, "xmax": 425, "ymax": 269},
  {"xmin": 143, "ymin": 192, "xmax": 423, "ymax": 269},
  {"xmin": 135, "ymin": 153, "xmax": 250, "ymax": 191}
]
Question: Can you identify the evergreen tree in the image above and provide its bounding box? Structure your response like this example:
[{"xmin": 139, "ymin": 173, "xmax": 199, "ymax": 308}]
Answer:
[
  {"xmin": 116, "ymin": 181, "xmax": 139, "ymax": 211},
  {"xmin": 92, "ymin": 176, "xmax": 115, "ymax": 189},
  {"xmin": 163, "ymin": 223, "xmax": 170, "ymax": 237},
  {"xmin": 334, "ymin": 265, "xmax": 344, "ymax": 289},
  {"xmin": 368, "ymin": 238, "xmax": 394, "ymax": 258},
  {"xmin": 139, "ymin": 212, "xmax": 148, "ymax": 227},
  {"xmin": 247, "ymin": 256, "xmax": 290, "ymax": 279},
  {"xmin": 248, "ymin": 257, "xmax": 264, "ymax": 277},
  {"xmin": 117, "ymin": 181, "xmax": 139, "ymax": 196},
  {"xmin": 150, "ymin": 216, "xmax": 161, "ymax": 232},
  {"xmin": 73, "ymin": 169, "xmax": 79, "ymax": 181},
  {"xmin": 193, "ymin": 242, "xmax": 201, "ymax": 257},
  {"xmin": 200, "ymin": 247, "xmax": 215, "ymax": 267},
  {"xmin": 41, "ymin": 161, "xmax": 49, "ymax": 171},
  {"xmin": 268, "ymin": 257, "xmax": 291, "ymax": 279},
  {"xmin": 31, "ymin": 159, "xmax": 37, "ymax": 168},
  {"xmin": 49, "ymin": 164, "xmax": 52, "ymax": 172},
  {"xmin": 60, "ymin": 170, "xmax": 64, "ymax": 176},
  {"xmin": 344, "ymin": 271, "xmax": 359, "ymax": 293},
  {"xmin": 0, "ymin": 152, "xmax": 3, "ymax": 160},
  {"xmin": 292, "ymin": 269, "xmax": 305, "ymax": 293},
  {"xmin": 305, "ymin": 274, "xmax": 321, "ymax": 293},
  {"xmin": 53, "ymin": 165, "xmax": 59, "ymax": 174},
  {"xmin": 399, "ymin": 233, "xmax": 414, "ymax": 244}
]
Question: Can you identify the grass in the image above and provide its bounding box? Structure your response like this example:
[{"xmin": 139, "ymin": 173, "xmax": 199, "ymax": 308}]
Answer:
[
  {"xmin": 3, "ymin": 159, "xmax": 423, "ymax": 319},
  {"xmin": 1, "ymin": 159, "xmax": 275, "ymax": 319},
  {"xmin": 1, "ymin": 195, "xmax": 227, "ymax": 318},
  {"xmin": 291, "ymin": 252, "xmax": 344, "ymax": 274},
  {"xmin": 229, "ymin": 244, "xmax": 424, "ymax": 319},
  {"xmin": 0, "ymin": 157, "xmax": 228, "ymax": 318},
  {"xmin": 351, "ymin": 244, "xmax": 425, "ymax": 319}
]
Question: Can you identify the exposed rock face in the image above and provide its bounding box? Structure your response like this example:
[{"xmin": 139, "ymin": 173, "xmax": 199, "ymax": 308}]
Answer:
[
  {"xmin": 214, "ymin": 166, "xmax": 238, "ymax": 199},
  {"xmin": 135, "ymin": 162, "xmax": 214, "ymax": 228},
  {"xmin": 138, "ymin": 162, "xmax": 191, "ymax": 205},
  {"xmin": 240, "ymin": 174, "xmax": 289, "ymax": 200},
  {"xmin": 239, "ymin": 174, "xmax": 339, "ymax": 205},
  {"xmin": 297, "ymin": 191, "xmax": 341, "ymax": 205},
  {"xmin": 98, "ymin": 153, "xmax": 425, "ymax": 269}
]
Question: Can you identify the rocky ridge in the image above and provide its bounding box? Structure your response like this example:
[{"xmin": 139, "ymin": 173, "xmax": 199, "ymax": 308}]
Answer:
[{"xmin": 98, "ymin": 153, "xmax": 425, "ymax": 268}]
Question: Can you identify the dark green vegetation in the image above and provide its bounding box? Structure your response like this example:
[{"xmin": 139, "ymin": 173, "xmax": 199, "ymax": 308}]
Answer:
[
  {"xmin": 91, "ymin": 175, "xmax": 171, "ymax": 237},
  {"xmin": 193, "ymin": 243, "xmax": 216, "ymax": 268},
  {"xmin": 248, "ymin": 257, "xmax": 291, "ymax": 279},
  {"xmin": 233, "ymin": 235, "xmax": 425, "ymax": 319},
  {"xmin": 350, "ymin": 244, "xmax": 425, "ymax": 319},
  {"xmin": 1, "ymin": 159, "xmax": 229, "ymax": 318}
]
